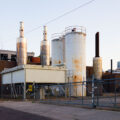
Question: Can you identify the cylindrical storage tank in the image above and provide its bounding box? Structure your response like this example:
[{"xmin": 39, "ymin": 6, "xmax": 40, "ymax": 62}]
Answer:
[
  {"xmin": 65, "ymin": 26, "xmax": 86, "ymax": 96},
  {"xmin": 93, "ymin": 57, "xmax": 102, "ymax": 80},
  {"xmin": 52, "ymin": 34, "xmax": 65, "ymax": 66},
  {"xmin": 40, "ymin": 40, "xmax": 50, "ymax": 65}
]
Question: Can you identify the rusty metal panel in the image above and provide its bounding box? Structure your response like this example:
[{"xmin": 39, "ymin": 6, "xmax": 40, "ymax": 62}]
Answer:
[
  {"xmin": 31, "ymin": 57, "xmax": 40, "ymax": 63},
  {"xmin": 65, "ymin": 26, "xmax": 86, "ymax": 96},
  {"xmin": 52, "ymin": 36, "xmax": 65, "ymax": 66}
]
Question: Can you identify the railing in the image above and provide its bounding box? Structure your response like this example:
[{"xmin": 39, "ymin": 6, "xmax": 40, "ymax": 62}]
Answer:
[
  {"xmin": 51, "ymin": 26, "xmax": 86, "ymax": 40},
  {"xmin": 65, "ymin": 26, "xmax": 86, "ymax": 34}
]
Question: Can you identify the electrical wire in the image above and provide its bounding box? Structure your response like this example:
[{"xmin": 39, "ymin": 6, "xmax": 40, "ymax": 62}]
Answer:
[
  {"xmin": 26, "ymin": 0, "xmax": 95, "ymax": 34},
  {"xmin": 44, "ymin": 0, "xmax": 95, "ymax": 25},
  {"xmin": 25, "ymin": 26, "xmax": 42, "ymax": 34}
]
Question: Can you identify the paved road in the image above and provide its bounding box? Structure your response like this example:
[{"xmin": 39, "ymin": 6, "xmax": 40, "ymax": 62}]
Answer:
[
  {"xmin": 0, "ymin": 101, "xmax": 120, "ymax": 120},
  {"xmin": 0, "ymin": 106, "xmax": 54, "ymax": 120}
]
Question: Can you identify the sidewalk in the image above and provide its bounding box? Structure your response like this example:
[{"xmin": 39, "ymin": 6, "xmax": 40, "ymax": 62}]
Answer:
[{"xmin": 0, "ymin": 101, "xmax": 120, "ymax": 120}]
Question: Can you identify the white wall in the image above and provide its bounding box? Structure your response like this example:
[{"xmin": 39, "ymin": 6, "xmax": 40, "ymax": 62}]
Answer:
[
  {"xmin": 2, "ymin": 70, "xmax": 25, "ymax": 84},
  {"xmin": 2, "ymin": 73, "xmax": 11, "ymax": 84},
  {"xmin": 12, "ymin": 70, "xmax": 25, "ymax": 83},
  {"xmin": 2, "ymin": 68, "xmax": 66, "ymax": 84},
  {"xmin": 26, "ymin": 69, "xmax": 65, "ymax": 83}
]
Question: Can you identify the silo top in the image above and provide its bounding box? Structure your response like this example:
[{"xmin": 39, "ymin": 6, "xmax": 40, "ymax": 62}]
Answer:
[{"xmin": 65, "ymin": 26, "xmax": 86, "ymax": 36}]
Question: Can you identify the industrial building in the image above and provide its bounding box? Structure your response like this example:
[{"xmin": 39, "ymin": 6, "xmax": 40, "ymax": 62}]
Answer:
[
  {"xmin": 0, "ymin": 49, "xmax": 34, "ymax": 95},
  {"xmin": 0, "ymin": 21, "xmax": 106, "ymax": 100},
  {"xmin": 0, "ymin": 49, "xmax": 34, "ymax": 61},
  {"xmin": 0, "ymin": 22, "xmax": 66, "ymax": 99},
  {"xmin": 1, "ymin": 65, "xmax": 66, "ymax": 99},
  {"xmin": 102, "ymin": 72, "xmax": 120, "ymax": 92}
]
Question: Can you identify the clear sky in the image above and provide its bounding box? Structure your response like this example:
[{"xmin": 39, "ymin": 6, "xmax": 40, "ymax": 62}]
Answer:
[{"xmin": 0, "ymin": 0, "xmax": 120, "ymax": 71}]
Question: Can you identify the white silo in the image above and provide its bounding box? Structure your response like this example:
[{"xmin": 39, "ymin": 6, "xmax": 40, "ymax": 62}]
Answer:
[
  {"xmin": 17, "ymin": 21, "xmax": 27, "ymax": 65},
  {"xmin": 51, "ymin": 34, "xmax": 65, "ymax": 66},
  {"xmin": 65, "ymin": 26, "xmax": 86, "ymax": 96},
  {"xmin": 117, "ymin": 61, "xmax": 120, "ymax": 69}
]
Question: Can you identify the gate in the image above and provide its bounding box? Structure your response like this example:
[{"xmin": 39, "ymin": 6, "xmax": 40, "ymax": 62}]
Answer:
[{"xmin": 38, "ymin": 78, "xmax": 120, "ymax": 109}]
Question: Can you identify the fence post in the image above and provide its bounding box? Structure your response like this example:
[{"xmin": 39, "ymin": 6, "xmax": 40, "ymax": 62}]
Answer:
[
  {"xmin": 1, "ymin": 84, "xmax": 3, "ymax": 99},
  {"xmin": 114, "ymin": 80, "xmax": 116, "ymax": 107},
  {"xmin": 70, "ymin": 82, "xmax": 72, "ymax": 100},
  {"xmin": 92, "ymin": 75, "xmax": 95, "ymax": 108},
  {"xmin": 82, "ymin": 82, "xmax": 83, "ymax": 105},
  {"xmin": 23, "ymin": 82, "xmax": 26, "ymax": 100},
  {"xmin": 65, "ymin": 83, "xmax": 67, "ymax": 99},
  {"xmin": 33, "ymin": 81, "xmax": 35, "ymax": 100},
  {"xmin": 97, "ymin": 80, "xmax": 99, "ymax": 106}
]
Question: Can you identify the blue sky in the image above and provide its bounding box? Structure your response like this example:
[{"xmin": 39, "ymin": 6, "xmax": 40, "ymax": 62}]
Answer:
[{"xmin": 0, "ymin": 0, "xmax": 120, "ymax": 71}]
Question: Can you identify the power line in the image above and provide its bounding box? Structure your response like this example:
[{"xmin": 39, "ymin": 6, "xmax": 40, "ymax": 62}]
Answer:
[
  {"xmin": 44, "ymin": 0, "xmax": 95, "ymax": 25},
  {"xmin": 25, "ymin": 26, "xmax": 42, "ymax": 34},
  {"xmin": 26, "ymin": 0, "xmax": 95, "ymax": 34}
]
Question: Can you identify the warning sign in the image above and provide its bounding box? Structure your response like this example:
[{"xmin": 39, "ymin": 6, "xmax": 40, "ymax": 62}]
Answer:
[{"xmin": 28, "ymin": 85, "xmax": 33, "ymax": 92}]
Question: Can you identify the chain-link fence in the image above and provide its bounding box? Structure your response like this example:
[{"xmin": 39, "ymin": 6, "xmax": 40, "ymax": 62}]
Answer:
[{"xmin": 1, "ymin": 78, "xmax": 120, "ymax": 109}]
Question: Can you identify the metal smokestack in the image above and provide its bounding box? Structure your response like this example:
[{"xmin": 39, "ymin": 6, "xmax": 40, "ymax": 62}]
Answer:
[
  {"xmin": 17, "ymin": 21, "xmax": 27, "ymax": 65},
  {"xmin": 43, "ymin": 26, "xmax": 47, "ymax": 41},
  {"xmin": 20, "ymin": 21, "xmax": 24, "ymax": 38},
  {"xmin": 40, "ymin": 26, "xmax": 50, "ymax": 66},
  {"xmin": 93, "ymin": 32, "xmax": 102, "ymax": 80},
  {"xmin": 95, "ymin": 32, "xmax": 99, "ymax": 57}
]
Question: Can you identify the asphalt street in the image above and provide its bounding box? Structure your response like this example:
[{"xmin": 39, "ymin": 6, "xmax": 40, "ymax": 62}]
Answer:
[{"xmin": 0, "ymin": 106, "xmax": 55, "ymax": 120}]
